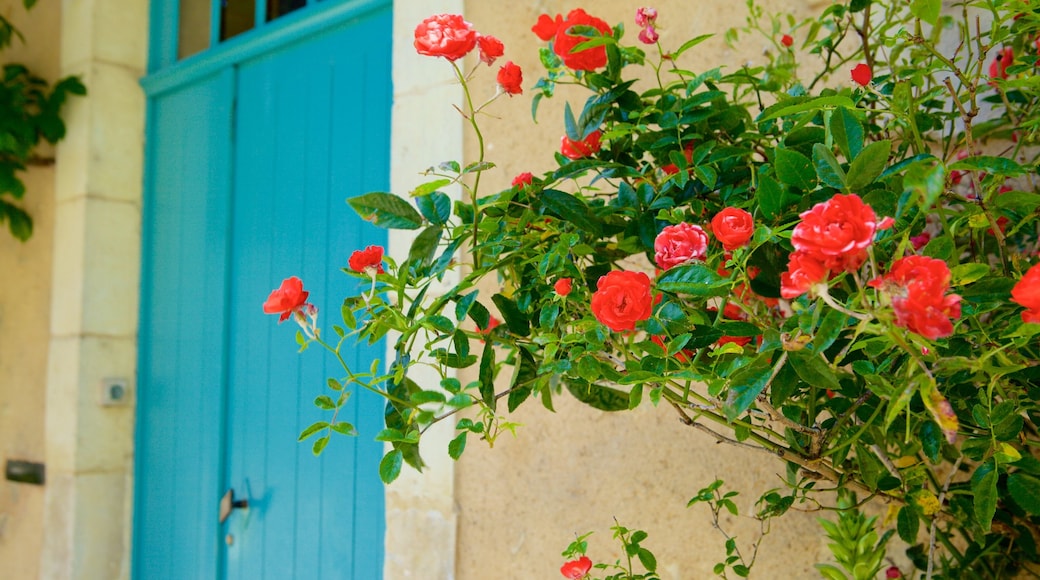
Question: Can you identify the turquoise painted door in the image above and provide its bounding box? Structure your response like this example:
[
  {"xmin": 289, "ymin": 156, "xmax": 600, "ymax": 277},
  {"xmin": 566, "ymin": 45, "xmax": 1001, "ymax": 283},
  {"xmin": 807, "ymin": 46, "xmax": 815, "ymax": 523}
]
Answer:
[{"xmin": 134, "ymin": 3, "xmax": 390, "ymax": 578}]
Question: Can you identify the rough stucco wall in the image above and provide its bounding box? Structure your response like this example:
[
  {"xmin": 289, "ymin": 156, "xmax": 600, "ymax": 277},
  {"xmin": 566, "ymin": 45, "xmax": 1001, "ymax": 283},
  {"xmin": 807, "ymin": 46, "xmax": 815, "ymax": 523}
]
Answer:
[
  {"xmin": 0, "ymin": 2, "xmax": 58, "ymax": 578},
  {"xmin": 453, "ymin": 1, "xmax": 849, "ymax": 578}
]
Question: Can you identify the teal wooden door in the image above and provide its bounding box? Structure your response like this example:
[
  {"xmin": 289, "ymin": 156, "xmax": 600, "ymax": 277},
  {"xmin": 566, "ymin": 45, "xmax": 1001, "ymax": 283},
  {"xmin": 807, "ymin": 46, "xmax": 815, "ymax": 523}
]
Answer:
[{"xmin": 134, "ymin": 3, "xmax": 390, "ymax": 578}]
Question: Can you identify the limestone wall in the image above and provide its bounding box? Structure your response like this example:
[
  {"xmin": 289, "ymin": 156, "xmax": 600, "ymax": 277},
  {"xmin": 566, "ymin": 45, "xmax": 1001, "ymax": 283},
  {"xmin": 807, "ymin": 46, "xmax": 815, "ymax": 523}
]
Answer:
[
  {"xmin": 0, "ymin": 2, "xmax": 60, "ymax": 577},
  {"xmin": 451, "ymin": 1, "xmax": 842, "ymax": 578}
]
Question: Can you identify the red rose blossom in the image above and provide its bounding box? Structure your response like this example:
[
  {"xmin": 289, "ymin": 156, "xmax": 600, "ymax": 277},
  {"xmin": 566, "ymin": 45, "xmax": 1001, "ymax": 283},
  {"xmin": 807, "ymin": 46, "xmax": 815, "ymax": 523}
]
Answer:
[
  {"xmin": 591, "ymin": 271, "xmax": 654, "ymax": 332},
  {"xmin": 654, "ymin": 222, "xmax": 709, "ymax": 270},
  {"xmin": 1012, "ymin": 263, "xmax": 1040, "ymax": 323},
  {"xmin": 662, "ymin": 142, "xmax": 695, "ymax": 175},
  {"xmin": 711, "ymin": 207, "xmax": 755, "ymax": 251},
  {"xmin": 263, "ymin": 276, "xmax": 311, "ymax": 323},
  {"xmin": 561, "ymin": 129, "xmax": 602, "ymax": 159},
  {"xmin": 781, "ymin": 34, "xmax": 793, "ymax": 47},
  {"xmin": 650, "ymin": 334, "xmax": 693, "ymax": 363},
  {"xmin": 532, "ymin": 13, "xmax": 564, "ymax": 41},
  {"xmin": 560, "ymin": 555, "xmax": 593, "ymax": 579},
  {"xmin": 872, "ymin": 256, "xmax": 961, "ymax": 340},
  {"xmin": 851, "ymin": 63, "xmax": 872, "ymax": 86},
  {"xmin": 476, "ymin": 34, "xmax": 504, "ymax": 66},
  {"xmin": 989, "ymin": 47, "xmax": 1013, "ymax": 80},
  {"xmin": 790, "ymin": 193, "xmax": 880, "ymax": 273},
  {"xmin": 886, "ymin": 566, "xmax": 903, "ymax": 579},
  {"xmin": 551, "ymin": 9, "xmax": 611, "ymax": 71},
  {"xmin": 349, "ymin": 245, "xmax": 385, "ymax": 274},
  {"xmin": 554, "ymin": 277, "xmax": 573, "ymax": 296},
  {"xmin": 413, "ymin": 14, "xmax": 478, "ymax": 62},
  {"xmin": 497, "ymin": 61, "xmax": 523, "ymax": 96},
  {"xmin": 512, "ymin": 171, "xmax": 533, "ymax": 189},
  {"xmin": 780, "ymin": 251, "xmax": 829, "ymax": 299}
]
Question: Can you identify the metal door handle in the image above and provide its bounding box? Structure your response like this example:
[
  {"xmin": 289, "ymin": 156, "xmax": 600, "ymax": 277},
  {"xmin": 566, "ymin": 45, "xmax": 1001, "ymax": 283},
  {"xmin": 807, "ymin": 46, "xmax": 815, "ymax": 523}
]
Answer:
[{"xmin": 219, "ymin": 488, "xmax": 249, "ymax": 524}]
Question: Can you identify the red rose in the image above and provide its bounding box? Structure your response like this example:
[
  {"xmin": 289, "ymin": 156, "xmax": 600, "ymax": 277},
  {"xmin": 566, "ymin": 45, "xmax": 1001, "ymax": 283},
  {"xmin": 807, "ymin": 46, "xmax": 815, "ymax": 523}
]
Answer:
[
  {"xmin": 560, "ymin": 555, "xmax": 593, "ymax": 579},
  {"xmin": 790, "ymin": 193, "xmax": 880, "ymax": 273},
  {"xmin": 780, "ymin": 251, "xmax": 829, "ymax": 299},
  {"xmin": 349, "ymin": 245, "xmax": 385, "ymax": 274},
  {"xmin": 872, "ymin": 256, "xmax": 961, "ymax": 340},
  {"xmin": 591, "ymin": 271, "xmax": 654, "ymax": 332},
  {"xmin": 560, "ymin": 129, "xmax": 602, "ymax": 159},
  {"xmin": 711, "ymin": 207, "xmax": 755, "ymax": 251},
  {"xmin": 851, "ymin": 63, "xmax": 872, "ymax": 86},
  {"xmin": 414, "ymin": 14, "xmax": 477, "ymax": 62},
  {"xmin": 512, "ymin": 171, "xmax": 533, "ymax": 188},
  {"xmin": 263, "ymin": 276, "xmax": 311, "ymax": 322},
  {"xmin": 554, "ymin": 277, "xmax": 573, "ymax": 296},
  {"xmin": 654, "ymin": 222, "xmax": 708, "ymax": 270},
  {"xmin": 989, "ymin": 47, "xmax": 1013, "ymax": 80},
  {"xmin": 497, "ymin": 61, "xmax": 524, "ymax": 96},
  {"xmin": 476, "ymin": 34, "xmax": 504, "ymax": 66},
  {"xmin": 1012, "ymin": 263, "xmax": 1040, "ymax": 323},
  {"xmin": 532, "ymin": 13, "xmax": 564, "ymax": 41},
  {"xmin": 552, "ymin": 9, "xmax": 611, "ymax": 71},
  {"xmin": 886, "ymin": 566, "xmax": 903, "ymax": 579},
  {"xmin": 781, "ymin": 34, "xmax": 793, "ymax": 47}
]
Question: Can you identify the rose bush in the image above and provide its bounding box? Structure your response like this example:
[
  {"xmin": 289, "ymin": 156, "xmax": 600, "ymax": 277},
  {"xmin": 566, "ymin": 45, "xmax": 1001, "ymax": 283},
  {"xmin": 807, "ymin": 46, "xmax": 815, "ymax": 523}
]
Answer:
[{"xmin": 269, "ymin": 1, "xmax": 1040, "ymax": 578}]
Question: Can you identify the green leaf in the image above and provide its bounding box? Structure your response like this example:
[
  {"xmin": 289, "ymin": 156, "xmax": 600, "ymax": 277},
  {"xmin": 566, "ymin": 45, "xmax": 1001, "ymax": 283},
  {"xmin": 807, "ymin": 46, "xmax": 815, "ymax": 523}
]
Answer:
[
  {"xmin": 672, "ymin": 33, "xmax": 714, "ymax": 58},
  {"xmin": 0, "ymin": 200, "xmax": 32, "ymax": 241},
  {"xmin": 902, "ymin": 158, "xmax": 946, "ymax": 211},
  {"xmin": 508, "ymin": 348, "xmax": 538, "ymax": 412},
  {"xmin": 950, "ymin": 155, "xmax": 1030, "ymax": 176},
  {"xmin": 758, "ymin": 95, "xmax": 855, "ymax": 122},
  {"xmin": 540, "ymin": 189, "xmax": 602, "ymax": 236},
  {"xmin": 950, "ymin": 263, "xmax": 990, "ymax": 286},
  {"xmin": 789, "ymin": 350, "xmax": 840, "ymax": 391},
  {"xmin": 312, "ymin": 436, "xmax": 330, "ymax": 455},
  {"xmin": 298, "ymin": 421, "xmax": 328, "ymax": 441},
  {"xmin": 637, "ymin": 548, "xmax": 657, "ymax": 572},
  {"xmin": 448, "ymin": 432, "xmax": 467, "ymax": 460},
  {"xmin": 330, "ymin": 422, "xmax": 356, "ymax": 436},
  {"xmin": 972, "ymin": 461, "xmax": 998, "ymax": 531},
  {"xmin": 379, "ymin": 449, "xmax": 404, "ymax": 484},
  {"xmin": 415, "ymin": 191, "xmax": 451, "ymax": 225},
  {"xmin": 313, "ymin": 395, "xmax": 336, "ymax": 410},
  {"xmin": 774, "ymin": 148, "xmax": 816, "ymax": 191},
  {"xmin": 565, "ymin": 379, "xmax": 630, "ymax": 412},
  {"xmin": 408, "ymin": 226, "xmax": 442, "ymax": 269},
  {"xmin": 348, "ymin": 192, "xmax": 423, "ymax": 230},
  {"xmin": 723, "ymin": 352, "xmax": 776, "ymax": 421},
  {"xmin": 492, "ymin": 293, "xmax": 531, "ymax": 337},
  {"xmin": 897, "ymin": 505, "xmax": 919, "ymax": 543},
  {"xmin": 655, "ymin": 263, "xmax": 729, "ymax": 296},
  {"xmin": 1008, "ymin": 472, "xmax": 1040, "ymax": 515},
  {"xmin": 410, "ymin": 178, "xmax": 451, "ymax": 198},
  {"xmin": 813, "ymin": 143, "xmax": 847, "ymax": 190},
  {"xmin": 845, "ymin": 140, "xmax": 891, "ymax": 191},
  {"xmin": 479, "ymin": 340, "xmax": 496, "ymax": 411},
  {"xmin": 830, "ymin": 107, "xmax": 863, "ymax": 160},
  {"xmin": 341, "ymin": 299, "xmax": 357, "ymax": 330}
]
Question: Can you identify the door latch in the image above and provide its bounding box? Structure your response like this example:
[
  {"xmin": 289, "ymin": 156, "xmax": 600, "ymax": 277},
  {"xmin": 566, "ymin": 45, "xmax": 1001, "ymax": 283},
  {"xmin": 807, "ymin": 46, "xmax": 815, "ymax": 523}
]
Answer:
[{"xmin": 219, "ymin": 488, "xmax": 249, "ymax": 524}]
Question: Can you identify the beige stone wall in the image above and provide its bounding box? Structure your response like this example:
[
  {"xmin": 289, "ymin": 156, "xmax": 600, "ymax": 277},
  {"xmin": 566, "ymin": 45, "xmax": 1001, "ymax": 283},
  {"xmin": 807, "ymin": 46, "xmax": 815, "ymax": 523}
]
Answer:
[
  {"xmin": 0, "ymin": 1, "xmax": 60, "ymax": 577},
  {"xmin": 450, "ymin": 1, "xmax": 844, "ymax": 578}
]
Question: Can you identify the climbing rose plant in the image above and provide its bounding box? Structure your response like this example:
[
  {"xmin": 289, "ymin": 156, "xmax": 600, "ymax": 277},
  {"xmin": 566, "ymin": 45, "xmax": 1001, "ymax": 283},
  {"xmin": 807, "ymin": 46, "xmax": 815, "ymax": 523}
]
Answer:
[{"xmin": 268, "ymin": 1, "xmax": 1040, "ymax": 578}]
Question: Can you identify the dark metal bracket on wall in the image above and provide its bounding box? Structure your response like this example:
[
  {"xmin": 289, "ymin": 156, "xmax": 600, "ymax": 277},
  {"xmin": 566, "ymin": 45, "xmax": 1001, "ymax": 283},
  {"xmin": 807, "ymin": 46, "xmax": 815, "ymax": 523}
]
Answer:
[{"xmin": 4, "ymin": 459, "xmax": 45, "ymax": 485}]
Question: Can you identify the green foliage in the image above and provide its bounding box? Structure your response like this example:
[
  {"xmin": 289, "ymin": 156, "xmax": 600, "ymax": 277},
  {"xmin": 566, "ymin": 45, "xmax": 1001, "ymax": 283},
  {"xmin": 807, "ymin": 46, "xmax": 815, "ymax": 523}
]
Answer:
[
  {"xmin": 816, "ymin": 492, "xmax": 893, "ymax": 580},
  {"xmin": 0, "ymin": 4, "xmax": 85, "ymax": 241},
  {"xmin": 274, "ymin": 0, "xmax": 1040, "ymax": 576}
]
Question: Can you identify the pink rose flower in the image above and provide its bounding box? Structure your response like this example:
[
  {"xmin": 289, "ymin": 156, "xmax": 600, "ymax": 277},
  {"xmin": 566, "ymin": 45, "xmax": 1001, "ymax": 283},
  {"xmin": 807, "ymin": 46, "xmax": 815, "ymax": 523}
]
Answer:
[
  {"xmin": 654, "ymin": 222, "xmax": 708, "ymax": 270},
  {"xmin": 413, "ymin": 14, "xmax": 478, "ymax": 62}
]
